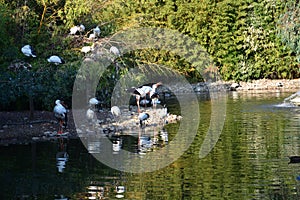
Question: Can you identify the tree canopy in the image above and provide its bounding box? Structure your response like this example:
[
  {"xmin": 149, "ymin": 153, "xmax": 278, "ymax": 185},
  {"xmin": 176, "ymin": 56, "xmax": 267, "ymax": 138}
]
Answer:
[{"xmin": 0, "ymin": 0, "xmax": 299, "ymax": 110}]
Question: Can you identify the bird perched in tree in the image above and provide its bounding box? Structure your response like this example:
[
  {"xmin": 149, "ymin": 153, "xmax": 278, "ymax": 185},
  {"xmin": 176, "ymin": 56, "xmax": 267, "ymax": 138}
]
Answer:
[
  {"xmin": 70, "ymin": 25, "xmax": 80, "ymax": 35},
  {"xmin": 47, "ymin": 55, "xmax": 65, "ymax": 65},
  {"xmin": 138, "ymin": 112, "xmax": 150, "ymax": 127},
  {"xmin": 53, "ymin": 100, "xmax": 68, "ymax": 134},
  {"xmin": 69, "ymin": 24, "xmax": 85, "ymax": 35},
  {"xmin": 93, "ymin": 26, "xmax": 101, "ymax": 38},
  {"xmin": 81, "ymin": 45, "xmax": 94, "ymax": 54},
  {"xmin": 79, "ymin": 24, "xmax": 85, "ymax": 33},
  {"xmin": 127, "ymin": 82, "xmax": 162, "ymax": 112},
  {"xmin": 21, "ymin": 45, "xmax": 37, "ymax": 57},
  {"xmin": 110, "ymin": 46, "xmax": 120, "ymax": 56}
]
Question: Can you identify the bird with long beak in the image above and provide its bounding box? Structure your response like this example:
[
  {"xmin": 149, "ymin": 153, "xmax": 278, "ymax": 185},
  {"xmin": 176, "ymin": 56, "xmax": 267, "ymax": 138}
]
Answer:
[
  {"xmin": 53, "ymin": 100, "xmax": 68, "ymax": 134},
  {"xmin": 127, "ymin": 82, "xmax": 162, "ymax": 112}
]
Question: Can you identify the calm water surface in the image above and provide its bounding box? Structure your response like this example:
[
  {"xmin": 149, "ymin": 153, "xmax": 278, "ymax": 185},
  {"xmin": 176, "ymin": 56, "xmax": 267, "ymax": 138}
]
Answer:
[{"xmin": 1, "ymin": 90, "xmax": 300, "ymax": 199}]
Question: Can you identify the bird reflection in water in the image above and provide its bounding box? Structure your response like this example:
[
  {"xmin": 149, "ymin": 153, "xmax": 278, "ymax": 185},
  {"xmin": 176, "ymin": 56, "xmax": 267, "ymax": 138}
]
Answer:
[
  {"xmin": 56, "ymin": 137, "xmax": 69, "ymax": 173},
  {"xmin": 112, "ymin": 136, "xmax": 122, "ymax": 154}
]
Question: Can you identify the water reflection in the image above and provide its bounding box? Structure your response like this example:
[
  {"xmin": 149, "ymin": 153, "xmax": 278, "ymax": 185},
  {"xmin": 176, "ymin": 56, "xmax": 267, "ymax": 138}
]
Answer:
[
  {"xmin": 83, "ymin": 126, "xmax": 169, "ymax": 157},
  {"xmin": 56, "ymin": 137, "xmax": 69, "ymax": 173},
  {"xmin": 2, "ymin": 91, "xmax": 300, "ymax": 199}
]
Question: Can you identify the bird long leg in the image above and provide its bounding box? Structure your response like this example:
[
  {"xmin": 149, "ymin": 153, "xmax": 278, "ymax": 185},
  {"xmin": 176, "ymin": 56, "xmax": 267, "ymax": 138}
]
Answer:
[
  {"xmin": 136, "ymin": 95, "xmax": 141, "ymax": 113},
  {"xmin": 58, "ymin": 120, "xmax": 63, "ymax": 134}
]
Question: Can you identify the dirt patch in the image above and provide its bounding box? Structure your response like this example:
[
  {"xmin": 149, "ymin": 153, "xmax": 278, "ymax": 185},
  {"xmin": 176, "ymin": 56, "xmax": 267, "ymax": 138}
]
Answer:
[{"xmin": 0, "ymin": 110, "xmax": 111, "ymax": 146}]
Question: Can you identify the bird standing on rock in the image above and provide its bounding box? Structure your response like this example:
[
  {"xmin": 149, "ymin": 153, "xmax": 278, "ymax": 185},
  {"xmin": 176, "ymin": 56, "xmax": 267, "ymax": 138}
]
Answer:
[
  {"xmin": 111, "ymin": 106, "xmax": 121, "ymax": 126},
  {"xmin": 53, "ymin": 100, "xmax": 68, "ymax": 134}
]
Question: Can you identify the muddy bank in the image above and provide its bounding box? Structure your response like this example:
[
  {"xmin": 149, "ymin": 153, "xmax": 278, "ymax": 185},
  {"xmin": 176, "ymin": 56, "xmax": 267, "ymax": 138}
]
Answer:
[{"xmin": 0, "ymin": 79, "xmax": 299, "ymax": 146}]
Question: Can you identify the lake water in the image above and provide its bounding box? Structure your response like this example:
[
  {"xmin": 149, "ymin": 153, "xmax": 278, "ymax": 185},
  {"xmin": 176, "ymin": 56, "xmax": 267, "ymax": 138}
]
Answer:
[{"xmin": 1, "ymin": 90, "xmax": 300, "ymax": 199}]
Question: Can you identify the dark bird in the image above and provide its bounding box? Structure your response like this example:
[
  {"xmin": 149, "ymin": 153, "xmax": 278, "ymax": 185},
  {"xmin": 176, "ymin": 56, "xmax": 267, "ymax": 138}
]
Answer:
[
  {"xmin": 21, "ymin": 45, "xmax": 36, "ymax": 57},
  {"xmin": 289, "ymin": 156, "xmax": 300, "ymax": 164},
  {"xmin": 53, "ymin": 100, "xmax": 68, "ymax": 134},
  {"xmin": 138, "ymin": 112, "xmax": 150, "ymax": 127},
  {"xmin": 127, "ymin": 82, "xmax": 162, "ymax": 112}
]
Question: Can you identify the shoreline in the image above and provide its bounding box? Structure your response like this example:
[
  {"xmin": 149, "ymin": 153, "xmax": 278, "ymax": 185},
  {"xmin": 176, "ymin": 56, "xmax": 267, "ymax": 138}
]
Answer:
[{"xmin": 0, "ymin": 79, "xmax": 299, "ymax": 146}]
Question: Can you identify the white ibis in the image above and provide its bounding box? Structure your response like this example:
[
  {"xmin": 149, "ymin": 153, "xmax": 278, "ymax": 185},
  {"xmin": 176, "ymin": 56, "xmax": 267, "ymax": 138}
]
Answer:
[
  {"xmin": 127, "ymin": 82, "xmax": 162, "ymax": 112},
  {"xmin": 21, "ymin": 45, "xmax": 36, "ymax": 57},
  {"xmin": 138, "ymin": 112, "xmax": 150, "ymax": 127},
  {"xmin": 93, "ymin": 26, "xmax": 101, "ymax": 38},
  {"xmin": 47, "ymin": 55, "xmax": 65, "ymax": 65},
  {"xmin": 53, "ymin": 100, "xmax": 68, "ymax": 134},
  {"xmin": 110, "ymin": 46, "xmax": 120, "ymax": 56}
]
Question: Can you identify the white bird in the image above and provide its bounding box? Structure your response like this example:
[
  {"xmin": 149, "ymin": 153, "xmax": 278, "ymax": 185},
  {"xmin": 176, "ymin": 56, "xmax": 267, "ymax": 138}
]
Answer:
[
  {"xmin": 138, "ymin": 112, "xmax": 150, "ymax": 127},
  {"xmin": 88, "ymin": 33, "xmax": 95, "ymax": 40},
  {"xmin": 53, "ymin": 100, "xmax": 68, "ymax": 134},
  {"xmin": 79, "ymin": 24, "xmax": 85, "ymax": 32},
  {"xmin": 81, "ymin": 44, "xmax": 94, "ymax": 54},
  {"xmin": 69, "ymin": 24, "xmax": 85, "ymax": 35},
  {"xmin": 116, "ymin": 186, "xmax": 125, "ymax": 193},
  {"xmin": 86, "ymin": 108, "xmax": 96, "ymax": 123},
  {"xmin": 69, "ymin": 25, "xmax": 80, "ymax": 35},
  {"xmin": 127, "ymin": 82, "xmax": 162, "ymax": 112},
  {"xmin": 93, "ymin": 26, "xmax": 101, "ymax": 38},
  {"xmin": 47, "ymin": 55, "xmax": 65, "ymax": 65},
  {"xmin": 230, "ymin": 82, "xmax": 241, "ymax": 91},
  {"xmin": 21, "ymin": 45, "xmax": 37, "ymax": 57},
  {"xmin": 89, "ymin": 97, "xmax": 99, "ymax": 106},
  {"xmin": 110, "ymin": 46, "xmax": 120, "ymax": 56},
  {"xmin": 111, "ymin": 106, "xmax": 121, "ymax": 118}
]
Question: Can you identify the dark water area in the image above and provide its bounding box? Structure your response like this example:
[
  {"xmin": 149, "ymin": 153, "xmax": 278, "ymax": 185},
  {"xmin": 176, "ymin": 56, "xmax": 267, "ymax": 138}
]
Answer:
[{"xmin": 1, "ymin": 90, "xmax": 300, "ymax": 199}]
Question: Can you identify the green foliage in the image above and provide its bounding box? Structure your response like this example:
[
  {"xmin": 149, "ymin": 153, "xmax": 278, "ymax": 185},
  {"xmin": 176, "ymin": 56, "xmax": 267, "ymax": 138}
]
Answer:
[{"xmin": 1, "ymin": 0, "xmax": 300, "ymax": 111}]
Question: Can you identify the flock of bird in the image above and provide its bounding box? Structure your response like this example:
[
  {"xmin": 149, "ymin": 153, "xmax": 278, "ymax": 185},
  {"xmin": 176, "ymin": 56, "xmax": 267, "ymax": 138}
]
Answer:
[
  {"xmin": 53, "ymin": 82, "xmax": 163, "ymax": 134},
  {"xmin": 19, "ymin": 24, "xmax": 120, "ymax": 68},
  {"xmin": 42, "ymin": 24, "xmax": 164, "ymax": 134}
]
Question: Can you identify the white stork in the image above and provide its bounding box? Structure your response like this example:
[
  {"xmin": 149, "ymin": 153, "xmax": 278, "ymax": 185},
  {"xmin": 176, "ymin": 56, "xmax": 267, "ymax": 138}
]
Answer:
[
  {"xmin": 53, "ymin": 100, "xmax": 68, "ymax": 134},
  {"xmin": 127, "ymin": 82, "xmax": 162, "ymax": 112}
]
